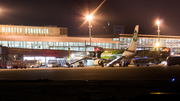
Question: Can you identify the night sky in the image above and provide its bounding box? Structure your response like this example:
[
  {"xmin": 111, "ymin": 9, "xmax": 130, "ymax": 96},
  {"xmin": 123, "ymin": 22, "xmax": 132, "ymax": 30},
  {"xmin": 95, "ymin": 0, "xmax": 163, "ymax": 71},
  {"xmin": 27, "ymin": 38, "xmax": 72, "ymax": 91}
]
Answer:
[{"xmin": 0, "ymin": 0, "xmax": 180, "ymax": 36}]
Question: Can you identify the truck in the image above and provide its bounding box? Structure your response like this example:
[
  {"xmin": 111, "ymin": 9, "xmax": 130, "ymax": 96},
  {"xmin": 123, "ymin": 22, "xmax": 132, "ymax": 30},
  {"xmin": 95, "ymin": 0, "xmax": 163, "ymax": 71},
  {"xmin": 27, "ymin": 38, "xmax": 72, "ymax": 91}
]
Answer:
[{"xmin": 9, "ymin": 60, "xmax": 27, "ymax": 69}]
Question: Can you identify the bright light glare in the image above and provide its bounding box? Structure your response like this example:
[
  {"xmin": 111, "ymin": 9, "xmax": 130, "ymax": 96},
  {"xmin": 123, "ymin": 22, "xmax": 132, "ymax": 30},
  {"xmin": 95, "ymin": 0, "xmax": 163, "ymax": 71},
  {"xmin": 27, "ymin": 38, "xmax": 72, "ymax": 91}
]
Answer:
[
  {"xmin": 172, "ymin": 78, "xmax": 175, "ymax": 82},
  {"xmin": 171, "ymin": 52, "xmax": 174, "ymax": 56},
  {"xmin": 155, "ymin": 42, "xmax": 160, "ymax": 47},
  {"xmin": 156, "ymin": 20, "xmax": 160, "ymax": 25},
  {"xmin": 79, "ymin": 0, "xmax": 106, "ymax": 28},
  {"xmin": 86, "ymin": 15, "xmax": 92, "ymax": 20},
  {"xmin": 71, "ymin": 54, "xmax": 75, "ymax": 58},
  {"xmin": 143, "ymin": 57, "xmax": 147, "ymax": 59}
]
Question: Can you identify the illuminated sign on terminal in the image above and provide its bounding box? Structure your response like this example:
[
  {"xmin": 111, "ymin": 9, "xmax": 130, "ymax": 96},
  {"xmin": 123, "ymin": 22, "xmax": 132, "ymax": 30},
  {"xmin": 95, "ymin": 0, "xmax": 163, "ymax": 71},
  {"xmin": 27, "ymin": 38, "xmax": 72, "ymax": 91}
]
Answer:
[{"xmin": 2, "ymin": 27, "xmax": 48, "ymax": 34}]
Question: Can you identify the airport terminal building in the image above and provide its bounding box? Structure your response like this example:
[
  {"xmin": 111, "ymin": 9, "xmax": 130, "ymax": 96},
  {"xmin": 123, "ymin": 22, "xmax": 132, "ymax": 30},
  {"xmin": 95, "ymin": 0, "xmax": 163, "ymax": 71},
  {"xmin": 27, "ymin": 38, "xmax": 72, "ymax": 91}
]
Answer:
[
  {"xmin": 0, "ymin": 24, "xmax": 180, "ymax": 58},
  {"xmin": 0, "ymin": 25, "xmax": 119, "ymax": 52}
]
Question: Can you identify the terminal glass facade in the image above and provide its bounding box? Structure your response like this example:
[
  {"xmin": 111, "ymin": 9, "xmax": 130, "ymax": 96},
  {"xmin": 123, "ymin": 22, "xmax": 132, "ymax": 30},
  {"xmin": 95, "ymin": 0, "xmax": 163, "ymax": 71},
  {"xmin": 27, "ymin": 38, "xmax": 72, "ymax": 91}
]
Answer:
[
  {"xmin": 0, "ymin": 37, "xmax": 180, "ymax": 52},
  {"xmin": 120, "ymin": 37, "xmax": 180, "ymax": 53},
  {"xmin": 0, "ymin": 41, "xmax": 119, "ymax": 51},
  {"xmin": 0, "ymin": 37, "xmax": 179, "ymax": 52}
]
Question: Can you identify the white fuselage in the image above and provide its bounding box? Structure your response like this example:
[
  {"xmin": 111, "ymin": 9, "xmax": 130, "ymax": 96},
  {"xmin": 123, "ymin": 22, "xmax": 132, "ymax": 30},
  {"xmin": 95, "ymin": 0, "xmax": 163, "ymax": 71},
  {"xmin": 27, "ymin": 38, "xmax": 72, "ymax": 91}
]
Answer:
[{"xmin": 121, "ymin": 51, "xmax": 136, "ymax": 59}]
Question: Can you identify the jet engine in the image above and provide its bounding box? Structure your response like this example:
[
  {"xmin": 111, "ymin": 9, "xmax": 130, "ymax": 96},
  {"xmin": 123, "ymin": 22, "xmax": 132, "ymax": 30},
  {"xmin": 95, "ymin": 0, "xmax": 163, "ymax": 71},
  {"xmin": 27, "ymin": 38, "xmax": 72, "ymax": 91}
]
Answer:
[{"xmin": 93, "ymin": 59, "xmax": 104, "ymax": 66}]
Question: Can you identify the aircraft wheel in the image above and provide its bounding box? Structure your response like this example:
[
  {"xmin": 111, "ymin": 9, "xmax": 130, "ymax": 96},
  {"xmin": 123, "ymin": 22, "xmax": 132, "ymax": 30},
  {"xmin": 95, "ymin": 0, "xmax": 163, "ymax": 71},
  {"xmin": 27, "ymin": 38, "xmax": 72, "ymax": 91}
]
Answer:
[
  {"xmin": 168, "ymin": 64, "xmax": 171, "ymax": 66},
  {"xmin": 121, "ymin": 61, "xmax": 125, "ymax": 67},
  {"xmin": 167, "ymin": 63, "xmax": 171, "ymax": 66}
]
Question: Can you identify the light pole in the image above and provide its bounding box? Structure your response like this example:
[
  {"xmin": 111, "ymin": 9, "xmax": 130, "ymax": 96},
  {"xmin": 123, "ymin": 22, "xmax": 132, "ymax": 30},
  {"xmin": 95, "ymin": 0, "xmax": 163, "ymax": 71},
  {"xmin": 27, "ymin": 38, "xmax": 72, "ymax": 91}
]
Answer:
[
  {"xmin": 80, "ymin": 0, "xmax": 106, "ymax": 46},
  {"xmin": 86, "ymin": 14, "xmax": 92, "ymax": 46},
  {"xmin": 156, "ymin": 20, "xmax": 160, "ymax": 51}
]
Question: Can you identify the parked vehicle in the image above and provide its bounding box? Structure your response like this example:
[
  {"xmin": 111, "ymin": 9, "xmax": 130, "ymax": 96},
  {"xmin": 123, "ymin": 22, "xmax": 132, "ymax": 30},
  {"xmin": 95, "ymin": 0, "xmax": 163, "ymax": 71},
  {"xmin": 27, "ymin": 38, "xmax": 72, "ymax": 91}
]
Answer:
[
  {"xmin": 6, "ymin": 60, "xmax": 13, "ymax": 69},
  {"xmin": 131, "ymin": 57, "xmax": 154, "ymax": 67},
  {"xmin": 166, "ymin": 56, "xmax": 180, "ymax": 66},
  {"xmin": 77, "ymin": 61, "xmax": 84, "ymax": 67},
  {"xmin": 48, "ymin": 60, "xmax": 64, "ymax": 67},
  {"xmin": 24, "ymin": 60, "xmax": 40, "ymax": 68},
  {"xmin": 10, "ymin": 60, "xmax": 27, "ymax": 69}
]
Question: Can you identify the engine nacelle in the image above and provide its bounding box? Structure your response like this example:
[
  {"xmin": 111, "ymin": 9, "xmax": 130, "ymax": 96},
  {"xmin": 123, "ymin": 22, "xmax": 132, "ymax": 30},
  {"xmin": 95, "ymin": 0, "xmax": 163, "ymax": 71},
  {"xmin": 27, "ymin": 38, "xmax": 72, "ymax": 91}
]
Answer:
[{"xmin": 93, "ymin": 59, "xmax": 103, "ymax": 66}]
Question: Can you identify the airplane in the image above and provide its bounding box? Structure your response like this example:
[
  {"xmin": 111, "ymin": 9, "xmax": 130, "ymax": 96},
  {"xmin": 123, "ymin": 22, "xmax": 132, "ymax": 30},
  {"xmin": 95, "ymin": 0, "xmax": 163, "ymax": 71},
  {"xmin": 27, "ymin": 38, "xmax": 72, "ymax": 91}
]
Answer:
[
  {"xmin": 66, "ymin": 25, "xmax": 139, "ymax": 67},
  {"xmin": 93, "ymin": 25, "xmax": 139, "ymax": 67}
]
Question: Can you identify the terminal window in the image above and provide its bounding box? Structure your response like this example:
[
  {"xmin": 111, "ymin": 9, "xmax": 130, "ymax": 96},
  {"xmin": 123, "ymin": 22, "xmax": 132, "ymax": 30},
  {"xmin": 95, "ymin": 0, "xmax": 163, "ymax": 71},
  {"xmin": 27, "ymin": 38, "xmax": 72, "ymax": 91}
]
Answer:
[{"xmin": 113, "ymin": 38, "xmax": 119, "ymax": 41}]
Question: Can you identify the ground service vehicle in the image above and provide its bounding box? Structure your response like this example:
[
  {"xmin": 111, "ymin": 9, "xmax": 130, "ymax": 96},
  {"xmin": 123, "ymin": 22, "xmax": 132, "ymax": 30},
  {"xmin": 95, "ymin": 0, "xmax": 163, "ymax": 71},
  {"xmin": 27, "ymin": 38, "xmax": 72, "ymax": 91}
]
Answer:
[
  {"xmin": 24, "ymin": 60, "xmax": 40, "ymax": 68},
  {"xmin": 11, "ymin": 60, "xmax": 27, "ymax": 69},
  {"xmin": 48, "ymin": 60, "xmax": 65, "ymax": 67},
  {"xmin": 6, "ymin": 60, "xmax": 13, "ymax": 69},
  {"xmin": 78, "ymin": 61, "xmax": 84, "ymax": 67},
  {"xmin": 166, "ymin": 56, "xmax": 180, "ymax": 66},
  {"xmin": 131, "ymin": 57, "xmax": 154, "ymax": 67},
  {"xmin": 71, "ymin": 61, "xmax": 84, "ymax": 67}
]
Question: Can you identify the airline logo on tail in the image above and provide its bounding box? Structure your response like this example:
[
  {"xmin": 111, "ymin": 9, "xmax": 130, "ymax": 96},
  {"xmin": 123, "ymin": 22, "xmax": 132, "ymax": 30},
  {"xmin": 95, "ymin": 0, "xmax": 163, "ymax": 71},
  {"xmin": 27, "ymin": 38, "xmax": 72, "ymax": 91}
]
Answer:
[
  {"xmin": 126, "ymin": 25, "xmax": 139, "ymax": 51},
  {"xmin": 133, "ymin": 30, "xmax": 138, "ymax": 42},
  {"xmin": 132, "ymin": 25, "xmax": 139, "ymax": 42}
]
